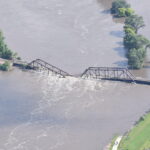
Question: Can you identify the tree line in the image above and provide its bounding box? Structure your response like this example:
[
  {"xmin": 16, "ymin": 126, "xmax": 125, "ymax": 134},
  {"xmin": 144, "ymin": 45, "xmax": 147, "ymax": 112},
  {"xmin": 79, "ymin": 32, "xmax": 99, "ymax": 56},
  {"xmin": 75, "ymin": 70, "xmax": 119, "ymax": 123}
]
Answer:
[
  {"xmin": 111, "ymin": 0, "xmax": 150, "ymax": 69},
  {"xmin": 0, "ymin": 31, "xmax": 20, "ymax": 71}
]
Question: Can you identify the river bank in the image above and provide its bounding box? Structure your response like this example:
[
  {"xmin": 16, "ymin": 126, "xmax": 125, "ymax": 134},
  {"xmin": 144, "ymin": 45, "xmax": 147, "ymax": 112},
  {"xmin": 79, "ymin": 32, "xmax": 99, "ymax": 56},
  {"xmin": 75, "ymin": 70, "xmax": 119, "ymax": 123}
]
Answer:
[{"xmin": 118, "ymin": 112, "xmax": 150, "ymax": 150}]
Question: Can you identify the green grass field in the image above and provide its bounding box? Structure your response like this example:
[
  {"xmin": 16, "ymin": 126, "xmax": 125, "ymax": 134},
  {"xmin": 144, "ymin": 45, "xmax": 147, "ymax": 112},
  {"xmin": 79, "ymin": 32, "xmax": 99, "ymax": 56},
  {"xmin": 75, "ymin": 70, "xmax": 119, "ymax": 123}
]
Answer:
[{"xmin": 118, "ymin": 113, "xmax": 150, "ymax": 150}]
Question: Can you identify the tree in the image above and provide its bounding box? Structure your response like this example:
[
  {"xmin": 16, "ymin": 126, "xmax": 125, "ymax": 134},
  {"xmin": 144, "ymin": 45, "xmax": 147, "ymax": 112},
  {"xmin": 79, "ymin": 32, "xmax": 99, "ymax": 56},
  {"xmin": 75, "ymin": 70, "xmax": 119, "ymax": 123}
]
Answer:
[
  {"xmin": 124, "ymin": 33, "xmax": 136, "ymax": 49},
  {"xmin": 125, "ymin": 14, "xmax": 145, "ymax": 33},
  {"xmin": 0, "ymin": 31, "xmax": 16, "ymax": 60},
  {"xmin": 124, "ymin": 34, "xmax": 150, "ymax": 49},
  {"xmin": 128, "ymin": 48, "xmax": 146, "ymax": 69},
  {"xmin": 111, "ymin": 0, "xmax": 130, "ymax": 14}
]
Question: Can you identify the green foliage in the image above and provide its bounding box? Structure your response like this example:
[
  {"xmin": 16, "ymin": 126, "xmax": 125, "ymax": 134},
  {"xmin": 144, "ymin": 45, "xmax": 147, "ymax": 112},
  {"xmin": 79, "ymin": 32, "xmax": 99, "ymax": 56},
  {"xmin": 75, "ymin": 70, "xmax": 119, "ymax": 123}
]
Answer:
[
  {"xmin": 111, "ymin": 0, "xmax": 150, "ymax": 69},
  {"xmin": 117, "ymin": 8, "xmax": 134, "ymax": 17},
  {"xmin": 111, "ymin": 0, "xmax": 130, "ymax": 14},
  {"xmin": 1, "ymin": 49, "xmax": 14, "ymax": 59},
  {"xmin": 124, "ymin": 25, "xmax": 136, "ymax": 34},
  {"xmin": 125, "ymin": 8, "xmax": 135, "ymax": 16},
  {"xmin": 128, "ymin": 48, "xmax": 146, "ymax": 69},
  {"xmin": 0, "ymin": 31, "xmax": 16, "ymax": 60},
  {"xmin": 0, "ymin": 61, "xmax": 11, "ymax": 71},
  {"xmin": 124, "ymin": 26, "xmax": 136, "ymax": 35},
  {"xmin": 117, "ymin": 8, "xmax": 126, "ymax": 17},
  {"xmin": 124, "ymin": 31, "xmax": 150, "ymax": 69},
  {"xmin": 124, "ymin": 34, "xmax": 150, "ymax": 50},
  {"xmin": 125, "ymin": 14, "xmax": 145, "ymax": 32}
]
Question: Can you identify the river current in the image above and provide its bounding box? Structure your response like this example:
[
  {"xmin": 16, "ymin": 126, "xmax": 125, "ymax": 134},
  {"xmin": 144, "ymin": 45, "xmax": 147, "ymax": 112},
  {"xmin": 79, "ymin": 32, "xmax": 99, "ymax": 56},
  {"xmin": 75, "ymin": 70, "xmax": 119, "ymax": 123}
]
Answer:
[{"xmin": 0, "ymin": 0, "xmax": 150, "ymax": 150}]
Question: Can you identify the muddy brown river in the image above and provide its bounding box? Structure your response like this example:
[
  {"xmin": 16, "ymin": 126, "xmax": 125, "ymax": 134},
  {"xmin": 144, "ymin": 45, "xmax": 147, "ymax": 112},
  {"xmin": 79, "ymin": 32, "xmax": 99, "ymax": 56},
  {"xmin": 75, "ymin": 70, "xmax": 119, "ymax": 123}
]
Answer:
[{"xmin": 0, "ymin": 0, "xmax": 150, "ymax": 150}]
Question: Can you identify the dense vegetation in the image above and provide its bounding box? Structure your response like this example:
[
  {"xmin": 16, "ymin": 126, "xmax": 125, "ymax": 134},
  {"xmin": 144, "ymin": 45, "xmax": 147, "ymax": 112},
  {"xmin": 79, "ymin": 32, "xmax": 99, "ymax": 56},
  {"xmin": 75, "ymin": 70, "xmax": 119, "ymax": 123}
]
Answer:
[
  {"xmin": 118, "ymin": 113, "xmax": 150, "ymax": 150},
  {"xmin": 0, "ymin": 31, "xmax": 17, "ymax": 60},
  {"xmin": 111, "ymin": 0, "xmax": 150, "ymax": 69},
  {"xmin": 0, "ymin": 31, "xmax": 19, "ymax": 71},
  {"xmin": 111, "ymin": 0, "xmax": 133, "ymax": 17},
  {"xmin": 0, "ymin": 61, "xmax": 11, "ymax": 71}
]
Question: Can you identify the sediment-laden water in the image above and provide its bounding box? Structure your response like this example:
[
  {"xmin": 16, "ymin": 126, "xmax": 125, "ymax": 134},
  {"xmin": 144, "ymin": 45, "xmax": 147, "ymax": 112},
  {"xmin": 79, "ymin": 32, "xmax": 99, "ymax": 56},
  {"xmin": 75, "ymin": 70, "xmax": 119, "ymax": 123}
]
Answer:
[{"xmin": 0, "ymin": 0, "xmax": 150, "ymax": 150}]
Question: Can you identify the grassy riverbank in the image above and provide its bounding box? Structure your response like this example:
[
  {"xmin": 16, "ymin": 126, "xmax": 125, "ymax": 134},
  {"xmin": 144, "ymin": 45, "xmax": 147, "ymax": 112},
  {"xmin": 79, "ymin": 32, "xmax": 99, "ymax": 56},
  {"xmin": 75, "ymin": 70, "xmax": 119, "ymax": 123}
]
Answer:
[
  {"xmin": 109, "ymin": 135, "xmax": 118, "ymax": 150},
  {"xmin": 118, "ymin": 113, "xmax": 150, "ymax": 150}
]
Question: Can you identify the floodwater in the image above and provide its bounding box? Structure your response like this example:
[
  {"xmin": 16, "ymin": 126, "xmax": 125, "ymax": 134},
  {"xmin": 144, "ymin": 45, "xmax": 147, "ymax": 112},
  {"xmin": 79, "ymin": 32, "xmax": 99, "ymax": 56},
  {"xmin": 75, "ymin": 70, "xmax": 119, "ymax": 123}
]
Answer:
[{"xmin": 0, "ymin": 0, "xmax": 150, "ymax": 150}]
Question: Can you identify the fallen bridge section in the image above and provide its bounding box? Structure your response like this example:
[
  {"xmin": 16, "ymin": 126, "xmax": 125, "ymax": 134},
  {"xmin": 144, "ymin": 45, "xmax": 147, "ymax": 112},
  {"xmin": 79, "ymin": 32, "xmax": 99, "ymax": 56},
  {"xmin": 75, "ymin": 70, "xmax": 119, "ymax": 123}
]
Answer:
[{"xmin": 27, "ymin": 59, "xmax": 71, "ymax": 78}]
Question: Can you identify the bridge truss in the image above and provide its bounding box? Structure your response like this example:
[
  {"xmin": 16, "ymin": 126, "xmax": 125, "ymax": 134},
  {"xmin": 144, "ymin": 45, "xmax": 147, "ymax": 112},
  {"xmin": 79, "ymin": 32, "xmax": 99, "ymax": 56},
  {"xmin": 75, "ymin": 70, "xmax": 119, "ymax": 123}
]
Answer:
[
  {"xmin": 27, "ymin": 59, "xmax": 136, "ymax": 82},
  {"xmin": 81, "ymin": 67, "xmax": 135, "ymax": 82},
  {"xmin": 28, "ymin": 59, "xmax": 71, "ymax": 78}
]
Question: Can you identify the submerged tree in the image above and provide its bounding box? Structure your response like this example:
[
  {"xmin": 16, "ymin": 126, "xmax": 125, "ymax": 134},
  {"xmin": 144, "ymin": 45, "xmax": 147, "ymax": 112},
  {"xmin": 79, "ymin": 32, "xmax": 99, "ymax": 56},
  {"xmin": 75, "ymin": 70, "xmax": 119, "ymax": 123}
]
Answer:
[
  {"xmin": 111, "ymin": 0, "xmax": 130, "ymax": 14},
  {"xmin": 128, "ymin": 48, "xmax": 146, "ymax": 69},
  {"xmin": 124, "ymin": 34, "xmax": 150, "ymax": 50},
  {"xmin": 125, "ymin": 14, "xmax": 145, "ymax": 33}
]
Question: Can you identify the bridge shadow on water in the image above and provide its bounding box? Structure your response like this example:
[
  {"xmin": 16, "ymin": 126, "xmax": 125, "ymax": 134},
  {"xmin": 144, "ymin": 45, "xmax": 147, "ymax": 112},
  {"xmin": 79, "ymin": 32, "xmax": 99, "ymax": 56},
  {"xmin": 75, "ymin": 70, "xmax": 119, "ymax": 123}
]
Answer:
[
  {"xmin": 113, "ymin": 47, "xmax": 126, "ymax": 58},
  {"xmin": 100, "ymin": 9, "xmax": 110, "ymax": 14},
  {"xmin": 110, "ymin": 31, "xmax": 124, "ymax": 38},
  {"xmin": 113, "ymin": 60, "xmax": 128, "ymax": 67}
]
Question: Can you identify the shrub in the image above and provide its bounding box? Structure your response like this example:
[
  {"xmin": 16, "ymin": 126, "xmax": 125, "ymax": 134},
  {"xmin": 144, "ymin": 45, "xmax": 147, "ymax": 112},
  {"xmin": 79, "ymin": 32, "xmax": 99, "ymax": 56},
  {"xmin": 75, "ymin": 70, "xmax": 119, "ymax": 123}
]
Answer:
[{"xmin": 0, "ymin": 61, "xmax": 11, "ymax": 71}]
